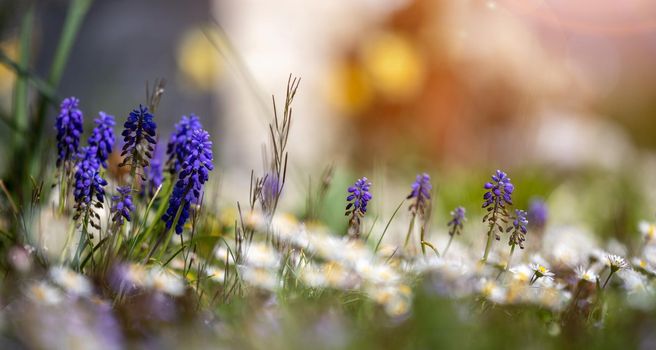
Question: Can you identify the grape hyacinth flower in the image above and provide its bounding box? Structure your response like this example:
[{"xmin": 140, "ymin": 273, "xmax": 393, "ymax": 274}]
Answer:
[
  {"xmin": 482, "ymin": 170, "xmax": 514, "ymax": 209},
  {"xmin": 481, "ymin": 170, "xmax": 514, "ymax": 262},
  {"xmin": 508, "ymin": 209, "xmax": 528, "ymax": 249},
  {"xmin": 143, "ymin": 145, "xmax": 164, "ymax": 198},
  {"xmin": 260, "ymin": 172, "xmax": 281, "ymax": 218},
  {"xmin": 505, "ymin": 209, "xmax": 528, "ymax": 270},
  {"xmin": 73, "ymin": 147, "xmax": 106, "ymax": 207},
  {"xmin": 528, "ymin": 198, "xmax": 548, "ymax": 231},
  {"xmin": 165, "ymin": 114, "xmax": 202, "ymax": 174},
  {"xmin": 120, "ymin": 105, "xmax": 157, "ymax": 183},
  {"xmin": 345, "ymin": 177, "xmax": 372, "ymax": 239},
  {"xmin": 87, "ymin": 112, "xmax": 115, "ymax": 168},
  {"xmin": 443, "ymin": 206, "xmax": 466, "ymax": 256},
  {"xmin": 404, "ymin": 173, "xmax": 433, "ymax": 252},
  {"xmin": 407, "ymin": 173, "xmax": 432, "ymax": 217},
  {"xmin": 448, "ymin": 207, "xmax": 466, "ymax": 236},
  {"xmin": 162, "ymin": 128, "xmax": 214, "ymax": 234},
  {"xmin": 73, "ymin": 146, "xmax": 107, "ymax": 230},
  {"xmin": 55, "ymin": 97, "xmax": 84, "ymax": 169},
  {"xmin": 111, "ymin": 186, "xmax": 135, "ymax": 227}
]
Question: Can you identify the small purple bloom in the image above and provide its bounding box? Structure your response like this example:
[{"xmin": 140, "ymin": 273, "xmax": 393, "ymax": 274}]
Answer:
[
  {"xmin": 407, "ymin": 173, "xmax": 432, "ymax": 216},
  {"xmin": 111, "ymin": 186, "xmax": 135, "ymax": 226},
  {"xmin": 508, "ymin": 209, "xmax": 528, "ymax": 249},
  {"xmin": 87, "ymin": 112, "xmax": 115, "ymax": 168},
  {"xmin": 162, "ymin": 128, "xmax": 214, "ymax": 234},
  {"xmin": 144, "ymin": 145, "xmax": 164, "ymax": 198},
  {"xmin": 55, "ymin": 97, "xmax": 84, "ymax": 168},
  {"xmin": 482, "ymin": 169, "xmax": 514, "ymax": 244},
  {"xmin": 482, "ymin": 170, "xmax": 514, "ymax": 209},
  {"xmin": 260, "ymin": 172, "xmax": 281, "ymax": 216},
  {"xmin": 166, "ymin": 114, "xmax": 203, "ymax": 174},
  {"xmin": 120, "ymin": 105, "xmax": 157, "ymax": 170},
  {"xmin": 73, "ymin": 146, "xmax": 107, "ymax": 207},
  {"xmin": 447, "ymin": 206, "xmax": 466, "ymax": 236},
  {"xmin": 528, "ymin": 198, "xmax": 548, "ymax": 229},
  {"xmin": 345, "ymin": 177, "xmax": 372, "ymax": 216}
]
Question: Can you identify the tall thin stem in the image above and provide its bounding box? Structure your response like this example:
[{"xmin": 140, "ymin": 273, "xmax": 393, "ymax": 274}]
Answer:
[
  {"xmin": 505, "ymin": 244, "xmax": 516, "ymax": 271},
  {"xmin": 443, "ymin": 235, "xmax": 454, "ymax": 257},
  {"xmin": 404, "ymin": 213, "xmax": 416, "ymax": 248},
  {"xmin": 602, "ymin": 271, "xmax": 614, "ymax": 289},
  {"xmin": 482, "ymin": 201, "xmax": 499, "ymax": 262}
]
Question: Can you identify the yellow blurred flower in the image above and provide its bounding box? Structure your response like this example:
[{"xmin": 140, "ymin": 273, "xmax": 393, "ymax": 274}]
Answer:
[
  {"xmin": 176, "ymin": 27, "xmax": 223, "ymax": 92},
  {"xmin": 361, "ymin": 32, "xmax": 425, "ymax": 102},
  {"xmin": 325, "ymin": 62, "xmax": 372, "ymax": 115},
  {"xmin": 0, "ymin": 38, "xmax": 18, "ymax": 108}
]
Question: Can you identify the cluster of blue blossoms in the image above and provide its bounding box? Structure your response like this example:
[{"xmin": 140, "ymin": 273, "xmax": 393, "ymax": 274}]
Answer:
[
  {"xmin": 120, "ymin": 105, "xmax": 157, "ymax": 173},
  {"xmin": 345, "ymin": 177, "xmax": 372, "ymax": 217},
  {"xmin": 508, "ymin": 209, "xmax": 528, "ymax": 249},
  {"xmin": 447, "ymin": 206, "xmax": 466, "ymax": 236},
  {"xmin": 162, "ymin": 129, "xmax": 214, "ymax": 233},
  {"xmin": 87, "ymin": 112, "xmax": 115, "ymax": 168},
  {"xmin": 111, "ymin": 186, "xmax": 135, "ymax": 226},
  {"xmin": 407, "ymin": 173, "xmax": 432, "ymax": 217},
  {"xmin": 166, "ymin": 114, "xmax": 203, "ymax": 174},
  {"xmin": 55, "ymin": 98, "xmax": 84, "ymax": 169},
  {"xmin": 54, "ymin": 96, "xmax": 213, "ymax": 235},
  {"xmin": 70, "ymin": 112, "xmax": 115, "ymax": 214}
]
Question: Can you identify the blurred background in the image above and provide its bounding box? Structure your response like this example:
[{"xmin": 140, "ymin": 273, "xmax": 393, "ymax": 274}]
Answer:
[{"xmin": 2, "ymin": 0, "xmax": 656, "ymax": 222}]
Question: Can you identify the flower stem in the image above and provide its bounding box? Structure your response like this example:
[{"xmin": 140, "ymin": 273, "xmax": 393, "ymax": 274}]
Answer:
[
  {"xmin": 482, "ymin": 201, "xmax": 498, "ymax": 262},
  {"xmin": 404, "ymin": 213, "xmax": 416, "ymax": 248},
  {"xmin": 602, "ymin": 271, "xmax": 614, "ymax": 289},
  {"xmin": 506, "ymin": 244, "xmax": 516, "ymax": 271},
  {"xmin": 419, "ymin": 222, "xmax": 427, "ymax": 256},
  {"xmin": 482, "ymin": 225, "xmax": 495, "ymax": 262},
  {"xmin": 73, "ymin": 210, "xmax": 90, "ymax": 270},
  {"xmin": 443, "ymin": 235, "xmax": 454, "ymax": 257}
]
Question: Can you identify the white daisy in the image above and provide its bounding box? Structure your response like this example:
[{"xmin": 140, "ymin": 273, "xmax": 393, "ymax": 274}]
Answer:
[
  {"xmin": 574, "ymin": 266, "xmax": 598, "ymax": 283},
  {"xmin": 244, "ymin": 242, "xmax": 281, "ymax": 269},
  {"xmin": 145, "ymin": 267, "xmax": 186, "ymax": 296},
  {"xmin": 239, "ymin": 266, "xmax": 280, "ymax": 291},
  {"xmin": 639, "ymin": 220, "xmax": 656, "ymax": 242},
  {"xmin": 49, "ymin": 266, "xmax": 92, "ymax": 297},
  {"xmin": 606, "ymin": 254, "xmax": 630, "ymax": 272},
  {"xmin": 205, "ymin": 265, "xmax": 226, "ymax": 283},
  {"xmin": 27, "ymin": 281, "xmax": 63, "ymax": 305},
  {"xmin": 529, "ymin": 263, "xmax": 554, "ymax": 284}
]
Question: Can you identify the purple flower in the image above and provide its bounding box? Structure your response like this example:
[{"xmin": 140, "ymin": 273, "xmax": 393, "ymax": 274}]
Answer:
[
  {"xmin": 345, "ymin": 177, "xmax": 372, "ymax": 238},
  {"xmin": 482, "ymin": 170, "xmax": 514, "ymax": 246},
  {"xmin": 111, "ymin": 186, "xmax": 135, "ymax": 225},
  {"xmin": 143, "ymin": 145, "xmax": 164, "ymax": 198},
  {"xmin": 508, "ymin": 209, "xmax": 528, "ymax": 249},
  {"xmin": 407, "ymin": 173, "xmax": 432, "ymax": 216},
  {"xmin": 120, "ymin": 105, "xmax": 157, "ymax": 171},
  {"xmin": 528, "ymin": 198, "xmax": 548, "ymax": 229},
  {"xmin": 260, "ymin": 172, "xmax": 281, "ymax": 216},
  {"xmin": 162, "ymin": 128, "xmax": 214, "ymax": 234},
  {"xmin": 447, "ymin": 206, "xmax": 466, "ymax": 236},
  {"xmin": 87, "ymin": 112, "xmax": 115, "ymax": 168},
  {"xmin": 345, "ymin": 177, "xmax": 372, "ymax": 216},
  {"xmin": 55, "ymin": 97, "xmax": 84, "ymax": 168},
  {"xmin": 73, "ymin": 146, "xmax": 107, "ymax": 209},
  {"xmin": 482, "ymin": 170, "xmax": 514, "ymax": 209},
  {"xmin": 165, "ymin": 114, "xmax": 202, "ymax": 174}
]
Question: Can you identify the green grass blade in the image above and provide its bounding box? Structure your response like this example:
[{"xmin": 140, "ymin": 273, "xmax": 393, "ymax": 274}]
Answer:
[
  {"xmin": 12, "ymin": 6, "xmax": 33, "ymax": 151},
  {"xmin": 27, "ymin": 0, "xmax": 93, "ymax": 190},
  {"xmin": 374, "ymin": 199, "xmax": 405, "ymax": 254}
]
